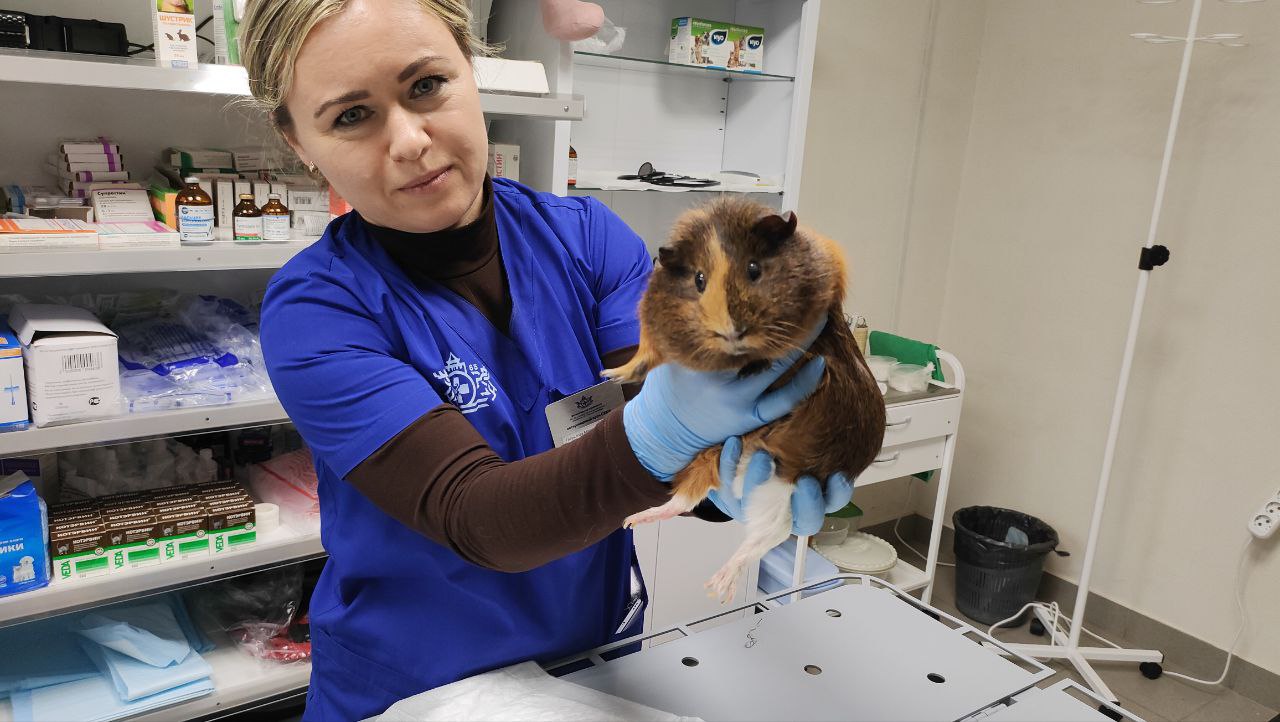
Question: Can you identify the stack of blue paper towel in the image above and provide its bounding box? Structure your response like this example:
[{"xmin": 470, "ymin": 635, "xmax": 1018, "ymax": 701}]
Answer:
[{"xmin": 0, "ymin": 595, "xmax": 216, "ymax": 721}]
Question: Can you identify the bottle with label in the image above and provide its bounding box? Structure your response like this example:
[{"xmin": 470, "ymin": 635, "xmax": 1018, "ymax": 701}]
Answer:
[
  {"xmin": 261, "ymin": 193, "xmax": 291, "ymax": 243},
  {"xmin": 176, "ymin": 177, "xmax": 215, "ymax": 245},
  {"xmin": 567, "ymin": 145, "xmax": 578, "ymax": 187},
  {"xmin": 232, "ymin": 193, "xmax": 263, "ymax": 244}
]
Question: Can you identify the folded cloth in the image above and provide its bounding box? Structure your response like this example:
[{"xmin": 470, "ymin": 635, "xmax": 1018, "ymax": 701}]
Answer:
[
  {"xmin": 8, "ymin": 671, "xmax": 213, "ymax": 722},
  {"xmin": 868, "ymin": 330, "xmax": 945, "ymax": 382},
  {"xmin": 0, "ymin": 618, "xmax": 97, "ymax": 699},
  {"xmin": 75, "ymin": 603, "xmax": 191, "ymax": 667},
  {"xmin": 372, "ymin": 661, "xmax": 700, "ymax": 722},
  {"xmin": 167, "ymin": 594, "xmax": 215, "ymax": 654},
  {"xmin": 79, "ymin": 638, "xmax": 212, "ymax": 703}
]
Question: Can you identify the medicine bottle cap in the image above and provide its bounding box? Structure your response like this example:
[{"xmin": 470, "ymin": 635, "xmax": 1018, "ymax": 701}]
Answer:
[
  {"xmin": 183, "ymin": 176, "xmax": 199, "ymax": 184},
  {"xmin": 267, "ymin": 193, "xmax": 281, "ymax": 200},
  {"xmin": 239, "ymin": 193, "xmax": 254, "ymax": 200}
]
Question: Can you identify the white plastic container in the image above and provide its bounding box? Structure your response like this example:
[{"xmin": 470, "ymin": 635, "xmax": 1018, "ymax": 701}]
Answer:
[
  {"xmin": 866, "ymin": 355, "xmax": 898, "ymax": 383},
  {"xmin": 889, "ymin": 363, "xmax": 934, "ymax": 393}
]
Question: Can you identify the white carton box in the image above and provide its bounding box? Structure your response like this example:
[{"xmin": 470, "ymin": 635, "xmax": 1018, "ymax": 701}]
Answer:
[
  {"xmin": 285, "ymin": 186, "xmax": 328, "ymax": 211},
  {"xmin": 0, "ymin": 320, "xmax": 29, "ymax": 431},
  {"xmin": 7, "ymin": 305, "xmax": 121, "ymax": 428},
  {"xmin": 215, "ymin": 179, "xmax": 235, "ymax": 228},
  {"xmin": 95, "ymin": 221, "xmax": 181, "ymax": 250},
  {"xmin": 151, "ymin": 2, "xmax": 198, "ymax": 70},
  {"xmin": 252, "ymin": 180, "xmax": 271, "ymax": 209},
  {"xmin": 89, "ymin": 188, "xmax": 154, "ymax": 223},
  {"xmin": 487, "ymin": 143, "xmax": 520, "ymax": 181}
]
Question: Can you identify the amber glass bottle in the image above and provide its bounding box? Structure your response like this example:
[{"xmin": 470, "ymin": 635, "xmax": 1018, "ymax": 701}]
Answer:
[
  {"xmin": 176, "ymin": 177, "xmax": 214, "ymax": 245},
  {"xmin": 261, "ymin": 193, "xmax": 290, "ymax": 243},
  {"xmin": 232, "ymin": 193, "xmax": 262, "ymax": 244}
]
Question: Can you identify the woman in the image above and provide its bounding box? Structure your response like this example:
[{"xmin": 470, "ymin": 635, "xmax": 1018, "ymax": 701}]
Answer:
[{"xmin": 241, "ymin": 1, "xmax": 852, "ymax": 719}]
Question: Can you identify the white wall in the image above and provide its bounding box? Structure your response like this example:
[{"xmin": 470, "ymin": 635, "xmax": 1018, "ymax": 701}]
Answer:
[{"xmin": 900, "ymin": 0, "xmax": 1280, "ymax": 675}]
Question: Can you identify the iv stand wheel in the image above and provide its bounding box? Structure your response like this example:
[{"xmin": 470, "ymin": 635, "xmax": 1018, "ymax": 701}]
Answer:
[
  {"xmin": 1029, "ymin": 618, "xmax": 1047, "ymax": 636},
  {"xmin": 1099, "ymin": 704, "xmax": 1125, "ymax": 721},
  {"xmin": 1139, "ymin": 661, "xmax": 1163, "ymax": 680}
]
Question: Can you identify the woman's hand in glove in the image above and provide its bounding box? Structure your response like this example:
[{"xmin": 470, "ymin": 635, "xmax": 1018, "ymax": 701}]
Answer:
[
  {"xmin": 622, "ymin": 318, "xmax": 827, "ymax": 481},
  {"xmin": 706, "ymin": 436, "xmax": 853, "ymax": 536}
]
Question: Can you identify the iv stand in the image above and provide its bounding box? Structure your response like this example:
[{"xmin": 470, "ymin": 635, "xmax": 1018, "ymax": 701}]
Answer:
[{"xmin": 993, "ymin": 0, "xmax": 1215, "ymax": 708}]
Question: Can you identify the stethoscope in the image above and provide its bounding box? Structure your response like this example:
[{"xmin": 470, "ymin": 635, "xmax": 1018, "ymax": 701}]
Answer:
[{"xmin": 617, "ymin": 161, "xmax": 720, "ymax": 188}]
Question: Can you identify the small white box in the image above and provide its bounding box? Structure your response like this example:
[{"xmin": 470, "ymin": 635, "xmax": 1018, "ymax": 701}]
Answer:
[
  {"xmin": 229, "ymin": 147, "xmax": 267, "ymax": 172},
  {"xmin": 215, "ymin": 179, "xmax": 235, "ymax": 228},
  {"xmin": 7, "ymin": 305, "xmax": 121, "ymax": 428},
  {"xmin": 291, "ymin": 211, "xmax": 331, "ymax": 235},
  {"xmin": 95, "ymin": 221, "xmax": 181, "ymax": 250},
  {"xmin": 0, "ymin": 321, "xmax": 29, "ymax": 431},
  {"xmin": 487, "ymin": 143, "xmax": 520, "ymax": 181},
  {"xmin": 0, "ymin": 218, "xmax": 99, "ymax": 253},
  {"xmin": 151, "ymin": 2, "xmax": 198, "ymax": 70},
  {"xmin": 89, "ymin": 188, "xmax": 154, "ymax": 223},
  {"xmin": 252, "ymin": 180, "xmax": 271, "ymax": 209},
  {"xmin": 233, "ymin": 180, "xmax": 252, "ymax": 202},
  {"xmin": 60, "ymin": 140, "xmax": 121, "ymax": 156},
  {"xmin": 286, "ymin": 186, "xmax": 328, "ymax": 211}
]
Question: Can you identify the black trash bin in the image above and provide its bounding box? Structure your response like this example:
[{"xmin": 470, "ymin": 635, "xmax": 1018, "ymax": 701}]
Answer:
[{"xmin": 952, "ymin": 506, "xmax": 1060, "ymax": 625}]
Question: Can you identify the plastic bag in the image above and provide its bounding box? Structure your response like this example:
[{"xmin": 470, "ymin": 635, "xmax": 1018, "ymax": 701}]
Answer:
[
  {"xmin": 570, "ymin": 17, "xmax": 626, "ymax": 54},
  {"xmin": 187, "ymin": 566, "xmax": 311, "ymax": 664}
]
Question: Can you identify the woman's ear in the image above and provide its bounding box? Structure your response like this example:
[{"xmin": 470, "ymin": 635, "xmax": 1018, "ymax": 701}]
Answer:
[{"xmin": 272, "ymin": 108, "xmax": 310, "ymax": 167}]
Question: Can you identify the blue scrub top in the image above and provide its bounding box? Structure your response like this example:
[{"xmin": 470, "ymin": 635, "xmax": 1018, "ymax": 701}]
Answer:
[{"xmin": 260, "ymin": 178, "xmax": 653, "ymax": 721}]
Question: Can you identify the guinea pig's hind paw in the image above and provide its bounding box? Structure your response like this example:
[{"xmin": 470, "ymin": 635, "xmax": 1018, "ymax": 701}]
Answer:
[{"xmin": 705, "ymin": 563, "xmax": 742, "ymax": 604}]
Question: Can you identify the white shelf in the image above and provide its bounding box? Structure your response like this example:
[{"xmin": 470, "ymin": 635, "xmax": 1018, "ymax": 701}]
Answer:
[
  {"xmin": 569, "ymin": 169, "xmax": 784, "ymax": 194},
  {"xmin": 573, "ymin": 51, "xmax": 795, "ymax": 82},
  {"xmin": 873, "ymin": 558, "xmax": 929, "ymax": 592},
  {"xmin": 0, "ymin": 524, "xmax": 323, "ymax": 630},
  {"xmin": 0, "ymin": 48, "xmax": 584, "ymax": 120},
  {"xmin": 0, "ymin": 399, "xmax": 289, "ymax": 457},
  {"xmin": 0, "ymin": 240, "xmax": 319, "ymax": 278},
  {"xmin": 0, "ymin": 637, "xmax": 312, "ymax": 722}
]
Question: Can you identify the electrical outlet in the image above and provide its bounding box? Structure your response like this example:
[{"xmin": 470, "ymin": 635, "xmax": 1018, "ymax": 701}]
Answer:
[{"xmin": 1247, "ymin": 490, "xmax": 1280, "ymax": 539}]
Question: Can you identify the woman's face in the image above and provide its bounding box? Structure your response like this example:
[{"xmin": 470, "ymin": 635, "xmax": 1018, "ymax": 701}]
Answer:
[{"xmin": 282, "ymin": 0, "xmax": 488, "ymax": 232}]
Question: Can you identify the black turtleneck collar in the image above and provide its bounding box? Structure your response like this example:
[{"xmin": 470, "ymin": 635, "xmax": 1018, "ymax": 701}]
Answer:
[{"xmin": 368, "ymin": 175, "xmax": 497, "ymax": 281}]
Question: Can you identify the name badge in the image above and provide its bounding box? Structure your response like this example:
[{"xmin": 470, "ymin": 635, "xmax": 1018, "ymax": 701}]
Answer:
[{"xmin": 544, "ymin": 380, "xmax": 625, "ymax": 448}]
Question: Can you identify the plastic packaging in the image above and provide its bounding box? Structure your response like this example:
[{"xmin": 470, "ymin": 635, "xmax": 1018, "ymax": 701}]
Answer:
[
  {"xmin": 811, "ymin": 516, "xmax": 848, "ymax": 547},
  {"xmin": 569, "ymin": 17, "xmax": 626, "ymax": 54},
  {"xmin": 888, "ymin": 362, "xmax": 934, "ymax": 392},
  {"xmin": 249, "ymin": 449, "xmax": 319, "ymax": 532},
  {"xmin": 188, "ymin": 566, "xmax": 310, "ymax": 664},
  {"xmin": 865, "ymin": 355, "xmax": 897, "ymax": 383},
  {"xmin": 0, "ymin": 473, "xmax": 50, "ymax": 597}
]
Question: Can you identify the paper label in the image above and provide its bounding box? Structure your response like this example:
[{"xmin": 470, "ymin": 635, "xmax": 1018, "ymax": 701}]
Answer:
[
  {"xmin": 233, "ymin": 215, "xmax": 262, "ymax": 241},
  {"xmin": 262, "ymin": 214, "xmax": 290, "ymax": 241},
  {"xmin": 178, "ymin": 204, "xmax": 215, "ymax": 241},
  {"xmin": 544, "ymin": 380, "xmax": 624, "ymax": 448}
]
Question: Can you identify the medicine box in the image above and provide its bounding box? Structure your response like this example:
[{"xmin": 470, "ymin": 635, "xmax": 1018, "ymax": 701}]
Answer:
[
  {"xmin": 0, "ymin": 320, "xmax": 29, "ymax": 432},
  {"xmin": 215, "ymin": 179, "xmax": 235, "ymax": 228},
  {"xmin": 286, "ymin": 186, "xmax": 328, "ymax": 211},
  {"xmin": 60, "ymin": 140, "xmax": 121, "ymax": 156},
  {"xmin": 90, "ymin": 188, "xmax": 154, "ymax": 223},
  {"xmin": 6, "ymin": 304, "xmax": 121, "ymax": 428},
  {"xmin": 0, "ymin": 218, "xmax": 99, "ymax": 253},
  {"xmin": 167, "ymin": 147, "xmax": 233, "ymax": 171},
  {"xmin": 151, "ymin": 1, "xmax": 198, "ymax": 69},
  {"xmin": 487, "ymin": 143, "xmax": 520, "ymax": 182},
  {"xmin": 669, "ymin": 17, "xmax": 766, "ymax": 73},
  {"xmin": 95, "ymin": 221, "xmax": 181, "ymax": 250}
]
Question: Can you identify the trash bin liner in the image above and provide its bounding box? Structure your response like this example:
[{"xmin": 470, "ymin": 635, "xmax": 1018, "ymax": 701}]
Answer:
[{"xmin": 952, "ymin": 506, "xmax": 1059, "ymax": 625}]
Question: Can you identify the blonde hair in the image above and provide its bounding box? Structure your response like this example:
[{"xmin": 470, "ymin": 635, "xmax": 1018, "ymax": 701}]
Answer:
[{"xmin": 239, "ymin": 0, "xmax": 491, "ymax": 129}]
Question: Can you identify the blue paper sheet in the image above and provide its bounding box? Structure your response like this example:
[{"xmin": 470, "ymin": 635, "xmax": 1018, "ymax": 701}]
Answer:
[
  {"xmin": 167, "ymin": 594, "xmax": 215, "ymax": 654},
  {"xmin": 8, "ymin": 671, "xmax": 214, "ymax": 722},
  {"xmin": 75, "ymin": 603, "xmax": 191, "ymax": 667},
  {"xmin": 0, "ymin": 617, "xmax": 97, "ymax": 699},
  {"xmin": 79, "ymin": 638, "xmax": 212, "ymax": 703}
]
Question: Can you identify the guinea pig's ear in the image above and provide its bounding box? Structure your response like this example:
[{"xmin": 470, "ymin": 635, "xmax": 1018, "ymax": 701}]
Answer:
[
  {"xmin": 657, "ymin": 246, "xmax": 687, "ymax": 273},
  {"xmin": 752, "ymin": 211, "xmax": 798, "ymax": 249}
]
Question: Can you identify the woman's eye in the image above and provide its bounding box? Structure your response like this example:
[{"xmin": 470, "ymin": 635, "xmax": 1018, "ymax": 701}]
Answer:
[
  {"xmin": 335, "ymin": 107, "xmax": 368, "ymax": 127},
  {"xmin": 747, "ymin": 261, "xmax": 761, "ymax": 281},
  {"xmin": 695, "ymin": 271, "xmax": 707, "ymax": 294},
  {"xmin": 411, "ymin": 75, "xmax": 445, "ymax": 98}
]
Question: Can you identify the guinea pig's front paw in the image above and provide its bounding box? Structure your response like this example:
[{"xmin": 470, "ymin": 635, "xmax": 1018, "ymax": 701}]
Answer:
[{"xmin": 603, "ymin": 357, "xmax": 649, "ymax": 383}]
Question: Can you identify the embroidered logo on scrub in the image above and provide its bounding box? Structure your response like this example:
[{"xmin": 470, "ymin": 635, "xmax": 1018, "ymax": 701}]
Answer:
[{"xmin": 433, "ymin": 353, "xmax": 498, "ymax": 414}]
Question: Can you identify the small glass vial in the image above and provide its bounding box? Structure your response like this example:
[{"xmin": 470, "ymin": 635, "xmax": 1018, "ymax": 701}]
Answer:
[
  {"xmin": 232, "ymin": 193, "xmax": 263, "ymax": 244},
  {"xmin": 176, "ymin": 177, "xmax": 215, "ymax": 245},
  {"xmin": 261, "ymin": 193, "xmax": 291, "ymax": 243},
  {"xmin": 567, "ymin": 145, "xmax": 578, "ymax": 187}
]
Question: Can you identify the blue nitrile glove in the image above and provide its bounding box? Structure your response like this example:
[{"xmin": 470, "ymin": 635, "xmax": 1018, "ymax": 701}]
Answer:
[
  {"xmin": 706, "ymin": 436, "xmax": 854, "ymax": 536},
  {"xmin": 622, "ymin": 319, "xmax": 828, "ymax": 481}
]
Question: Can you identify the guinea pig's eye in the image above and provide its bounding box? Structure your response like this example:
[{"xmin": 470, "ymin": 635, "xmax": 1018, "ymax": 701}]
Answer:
[
  {"xmin": 747, "ymin": 260, "xmax": 761, "ymax": 281},
  {"xmin": 694, "ymin": 271, "xmax": 707, "ymax": 294}
]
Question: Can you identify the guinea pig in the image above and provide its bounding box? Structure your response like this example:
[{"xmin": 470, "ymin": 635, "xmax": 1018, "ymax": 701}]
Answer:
[{"xmin": 606, "ymin": 197, "xmax": 886, "ymax": 602}]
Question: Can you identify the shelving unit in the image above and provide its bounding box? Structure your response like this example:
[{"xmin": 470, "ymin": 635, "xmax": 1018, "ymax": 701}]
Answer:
[
  {"xmin": 0, "ymin": 241, "xmax": 318, "ymax": 278},
  {"xmin": 0, "ymin": 524, "xmax": 322, "ymax": 630},
  {"xmin": 572, "ymin": 50, "xmax": 795, "ymax": 82},
  {"xmin": 0, "ymin": 399, "xmax": 288, "ymax": 457},
  {"xmin": 0, "ymin": 48, "xmax": 584, "ymax": 120}
]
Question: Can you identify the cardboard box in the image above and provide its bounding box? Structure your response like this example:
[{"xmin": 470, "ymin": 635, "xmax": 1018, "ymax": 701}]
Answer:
[
  {"xmin": 487, "ymin": 143, "xmax": 520, "ymax": 181},
  {"xmin": 148, "ymin": 181, "xmax": 180, "ymax": 230},
  {"xmin": 57, "ymin": 178, "xmax": 140, "ymax": 195},
  {"xmin": 0, "ymin": 218, "xmax": 99, "ymax": 253},
  {"xmin": 285, "ymin": 186, "xmax": 328, "ymax": 211},
  {"xmin": 6, "ymin": 304, "xmax": 120, "ymax": 427},
  {"xmin": 0, "ymin": 320, "xmax": 29, "ymax": 432},
  {"xmin": 207, "ymin": 497, "xmax": 256, "ymax": 554},
  {"xmin": 156, "ymin": 506, "xmax": 210, "ymax": 562},
  {"xmin": 229, "ymin": 146, "xmax": 267, "ymax": 172},
  {"xmin": 167, "ymin": 147, "xmax": 233, "ymax": 170},
  {"xmin": 95, "ymin": 221, "xmax": 181, "ymax": 251},
  {"xmin": 215, "ymin": 179, "xmax": 235, "ymax": 228},
  {"xmin": 90, "ymin": 188, "xmax": 154, "ymax": 223},
  {"xmin": 49, "ymin": 518, "xmax": 110, "ymax": 580},
  {"xmin": 252, "ymin": 180, "xmax": 271, "ymax": 209},
  {"xmin": 60, "ymin": 140, "xmax": 121, "ymax": 156},
  {"xmin": 57, "ymin": 170, "xmax": 132, "ymax": 183},
  {"xmin": 62, "ymin": 151, "xmax": 125, "ymax": 166},
  {"xmin": 291, "ymin": 210, "xmax": 330, "ymax": 236},
  {"xmin": 669, "ymin": 17, "xmax": 766, "ymax": 73},
  {"xmin": 103, "ymin": 513, "xmax": 163, "ymax": 571},
  {"xmin": 151, "ymin": 2, "xmax": 198, "ymax": 69}
]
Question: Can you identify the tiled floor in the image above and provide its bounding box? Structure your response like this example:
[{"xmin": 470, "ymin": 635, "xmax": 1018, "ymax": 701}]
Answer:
[{"xmin": 901, "ymin": 553, "xmax": 1278, "ymax": 722}]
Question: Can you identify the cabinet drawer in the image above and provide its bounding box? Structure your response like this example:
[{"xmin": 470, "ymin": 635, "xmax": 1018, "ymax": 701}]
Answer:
[
  {"xmin": 855, "ymin": 437, "xmax": 945, "ymax": 487},
  {"xmin": 882, "ymin": 396, "xmax": 961, "ymax": 447}
]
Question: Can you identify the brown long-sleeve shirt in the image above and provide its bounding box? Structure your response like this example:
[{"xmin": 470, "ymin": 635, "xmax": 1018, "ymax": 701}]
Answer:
[{"xmin": 347, "ymin": 178, "xmax": 724, "ymax": 573}]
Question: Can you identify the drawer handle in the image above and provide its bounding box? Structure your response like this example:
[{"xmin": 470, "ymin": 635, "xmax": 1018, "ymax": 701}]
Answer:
[
  {"xmin": 873, "ymin": 452, "xmax": 901, "ymax": 465},
  {"xmin": 885, "ymin": 417, "xmax": 912, "ymax": 428}
]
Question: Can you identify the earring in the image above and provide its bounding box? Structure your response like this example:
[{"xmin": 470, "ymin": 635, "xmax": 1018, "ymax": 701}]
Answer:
[{"xmin": 307, "ymin": 162, "xmax": 318, "ymax": 174}]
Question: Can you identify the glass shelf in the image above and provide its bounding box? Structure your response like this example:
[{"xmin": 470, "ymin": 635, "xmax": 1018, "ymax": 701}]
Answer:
[{"xmin": 573, "ymin": 51, "xmax": 795, "ymax": 82}]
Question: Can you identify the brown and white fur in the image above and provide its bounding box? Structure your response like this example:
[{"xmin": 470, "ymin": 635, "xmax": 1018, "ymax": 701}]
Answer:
[{"xmin": 606, "ymin": 198, "xmax": 886, "ymax": 602}]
